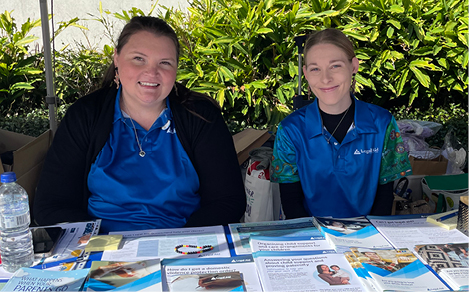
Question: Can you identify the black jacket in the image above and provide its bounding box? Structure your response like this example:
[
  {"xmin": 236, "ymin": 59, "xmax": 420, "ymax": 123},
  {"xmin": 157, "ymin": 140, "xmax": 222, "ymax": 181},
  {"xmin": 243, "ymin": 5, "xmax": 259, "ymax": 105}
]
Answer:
[{"xmin": 34, "ymin": 83, "xmax": 246, "ymax": 228}]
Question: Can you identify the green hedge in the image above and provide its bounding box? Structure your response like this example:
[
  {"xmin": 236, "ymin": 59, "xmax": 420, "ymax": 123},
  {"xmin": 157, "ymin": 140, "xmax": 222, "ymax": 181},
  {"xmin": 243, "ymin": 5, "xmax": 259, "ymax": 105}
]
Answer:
[{"xmin": 0, "ymin": 2, "xmax": 467, "ymax": 149}]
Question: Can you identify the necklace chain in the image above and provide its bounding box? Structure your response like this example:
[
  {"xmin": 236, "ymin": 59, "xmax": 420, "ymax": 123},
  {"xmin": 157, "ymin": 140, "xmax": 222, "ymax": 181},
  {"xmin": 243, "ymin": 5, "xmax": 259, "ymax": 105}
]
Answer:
[
  {"xmin": 123, "ymin": 104, "xmax": 146, "ymax": 158},
  {"xmin": 325, "ymin": 106, "xmax": 350, "ymax": 144}
]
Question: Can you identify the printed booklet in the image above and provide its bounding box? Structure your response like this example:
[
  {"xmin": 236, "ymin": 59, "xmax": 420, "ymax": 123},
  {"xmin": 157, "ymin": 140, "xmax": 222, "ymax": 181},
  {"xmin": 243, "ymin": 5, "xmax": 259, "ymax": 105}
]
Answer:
[
  {"xmin": 1, "ymin": 267, "xmax": 90, "ymax": 291},
  {"xmin": 162, "ymin": 255, "xmax": 262, "ymax": 291},
  {"xmin": 249, "ymin": 235, "xmax": 335, "ymax": 253},
  {"xmin": 83, "ymin": 259, "xmax": 162, "ymax": 291},
  {"xmin": 312, "ymin": 216, "xmax": 392, "ymax": 249},
  {"xmin": 347, "ymin": 247, "xmax": 448, "ymax": 292},
  {"xmin": 414, "ymin": 243, "xmax": 469, "ymax": 291},
  {"xmin": 252, "ymin": 250, "xmax": 365, "ymax": 292},
  {"xmin": 228, "ymin": 217, "xmax": 322, "ymax": 255}
]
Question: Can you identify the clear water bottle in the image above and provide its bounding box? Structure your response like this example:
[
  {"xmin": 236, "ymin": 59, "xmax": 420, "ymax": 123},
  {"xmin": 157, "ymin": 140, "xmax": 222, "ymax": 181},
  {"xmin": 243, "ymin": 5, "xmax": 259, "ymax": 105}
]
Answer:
[{"xmin": 0, "ymin": 172, "xmax": 34, "ymax": 272}]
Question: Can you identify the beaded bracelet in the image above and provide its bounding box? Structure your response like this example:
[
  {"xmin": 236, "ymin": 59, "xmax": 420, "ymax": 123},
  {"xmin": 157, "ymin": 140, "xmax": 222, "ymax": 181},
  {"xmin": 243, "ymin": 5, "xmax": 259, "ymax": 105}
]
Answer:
[{"xmin": 174, "ymin": 244, "xmax": 214, "ymax": 255}]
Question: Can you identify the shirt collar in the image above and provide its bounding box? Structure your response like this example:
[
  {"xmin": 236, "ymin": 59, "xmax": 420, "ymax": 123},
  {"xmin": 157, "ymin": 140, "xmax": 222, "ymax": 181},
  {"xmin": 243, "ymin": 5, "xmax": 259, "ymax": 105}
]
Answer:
[
  {"xmin": 305, "ymin": 94, "xmax": 378, "ymax": 139},
  {"xmin": 114, "ymin": 86, "xmax": 172, "ymax": 129}
]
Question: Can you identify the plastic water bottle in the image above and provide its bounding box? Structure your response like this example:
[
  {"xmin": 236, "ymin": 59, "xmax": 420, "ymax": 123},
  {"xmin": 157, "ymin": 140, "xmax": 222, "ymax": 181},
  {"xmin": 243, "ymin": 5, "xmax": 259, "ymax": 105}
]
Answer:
[{"xmin": 0, "ymin": 172, "xmax": 34, "ymax": 272}]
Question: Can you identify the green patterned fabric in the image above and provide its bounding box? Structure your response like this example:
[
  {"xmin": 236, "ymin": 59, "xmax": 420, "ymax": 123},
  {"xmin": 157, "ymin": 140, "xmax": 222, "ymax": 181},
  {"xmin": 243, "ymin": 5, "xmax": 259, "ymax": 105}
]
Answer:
[{"xmin": 379, "ymin": 117, "xmax": 413, "ymax": 184}]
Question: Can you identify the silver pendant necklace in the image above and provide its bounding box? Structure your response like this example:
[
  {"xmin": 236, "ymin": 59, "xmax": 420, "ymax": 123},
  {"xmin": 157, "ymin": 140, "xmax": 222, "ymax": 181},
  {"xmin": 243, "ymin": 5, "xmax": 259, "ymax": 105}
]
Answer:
[
  {"xmin": 123, "ymin": 105, "xmax": 146, "ymax": 157},
  {"xmin": 325, "ymin": 106, "xmax": 350, "ymax": 144}
]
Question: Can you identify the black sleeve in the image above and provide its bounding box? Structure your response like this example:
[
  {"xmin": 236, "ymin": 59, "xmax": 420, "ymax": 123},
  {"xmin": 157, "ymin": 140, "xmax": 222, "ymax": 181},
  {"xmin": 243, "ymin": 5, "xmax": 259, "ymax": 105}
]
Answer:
[
  {"xmin": 279, "ymin": 181, "xmax": 310, "ymax": 219},
  {"xmin": 370, "ymin": 182, "xmax": 394, "ymax": 215},
  {"xmin": 34, "ymin": 100, "xmax": 93, "ymax": 225},
  {"xmin": 183, "ymin": 103, "xmax": 246, "ymax": 227}
]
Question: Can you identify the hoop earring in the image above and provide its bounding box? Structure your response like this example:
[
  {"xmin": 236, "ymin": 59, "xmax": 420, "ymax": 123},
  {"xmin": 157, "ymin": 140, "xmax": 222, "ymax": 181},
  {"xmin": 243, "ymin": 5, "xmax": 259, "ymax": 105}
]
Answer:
[
  {"xmin": 307, "ymin": 86, "xmax": 311, "ymax": 100},
  {"xmin": 114, "ymin": 67, "xmax": 120, "ymax": 89},
  {"xmin": 173, "ymin": 83, "xmax": 178, "ymax": 96},
  {"xmin": 351, "ymin": 73, "xmax": 356, "ymax": 95}
]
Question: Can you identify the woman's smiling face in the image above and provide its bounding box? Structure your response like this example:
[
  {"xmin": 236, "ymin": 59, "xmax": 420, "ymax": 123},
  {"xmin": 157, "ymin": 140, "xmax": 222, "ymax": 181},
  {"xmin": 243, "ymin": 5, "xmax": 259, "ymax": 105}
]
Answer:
[
  {"xmin": 114, "ymin": 30, "xmax": 177, "ymax": 108},
  {"xmin": 303, "ymin": 43, "xmax": 359, "ymax": 113}
]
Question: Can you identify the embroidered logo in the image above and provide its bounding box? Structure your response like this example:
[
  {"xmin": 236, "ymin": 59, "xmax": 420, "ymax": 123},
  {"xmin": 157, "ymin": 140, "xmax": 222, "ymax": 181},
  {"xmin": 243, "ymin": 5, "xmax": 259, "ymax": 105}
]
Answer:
[{"xmin": 354, "ymin": 148, "xmax": 379, "ymax": 155}]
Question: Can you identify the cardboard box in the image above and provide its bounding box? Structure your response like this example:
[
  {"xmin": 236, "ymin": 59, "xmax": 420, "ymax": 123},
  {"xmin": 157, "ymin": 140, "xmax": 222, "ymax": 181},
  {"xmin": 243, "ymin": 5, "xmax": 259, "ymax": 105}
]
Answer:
[
  {"xmin": 409, "ymin": 155, "xmax": 448, "ymax": 176},
  {"xmin": 232, "ymin": 128, "xmax": 271, "ymax": 165},
  {"xmin": 0, "ymin": 129, "xmax": 52, "ymax": 219}
]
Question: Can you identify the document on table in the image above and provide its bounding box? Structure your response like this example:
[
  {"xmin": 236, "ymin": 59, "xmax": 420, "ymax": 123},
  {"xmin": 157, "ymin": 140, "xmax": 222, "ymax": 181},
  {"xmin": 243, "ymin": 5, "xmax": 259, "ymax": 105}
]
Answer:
[
  {"xmin": 367, "ymin": 215, "xmax": 469, "ymax": 252},
  {"xmin": 36, "ymin": 219, "xmax": 102, "ymax": 265},
  {"xmin": 101, "ymin": 225, "xmax": 230, "ymax": 261},
  {"xmin": 228, "ymin": 217, "xmax": 322, "ymax": 255}
]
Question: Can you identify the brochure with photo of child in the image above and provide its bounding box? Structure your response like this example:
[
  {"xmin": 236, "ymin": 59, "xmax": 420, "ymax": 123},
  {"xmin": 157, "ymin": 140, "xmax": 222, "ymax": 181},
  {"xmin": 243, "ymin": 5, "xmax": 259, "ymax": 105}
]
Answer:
[
  {"xmin": 252, "ymin": 250, "xmax": 365, "ymax": 292},
  {"xmin": 312, "ymin": 216, "xmax": 392, "ymax": 249}
]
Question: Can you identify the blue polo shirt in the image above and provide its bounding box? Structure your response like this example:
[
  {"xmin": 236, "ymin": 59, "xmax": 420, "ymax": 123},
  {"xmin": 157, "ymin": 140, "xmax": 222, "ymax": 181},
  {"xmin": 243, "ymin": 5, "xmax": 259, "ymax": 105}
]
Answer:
[
  {"xmin": 271, "ymin": 97, "xmax": 412, "ymax": 218},
  {"xmin": 87, "ymin": 88, "xmax": 200, "ymax": 233}
]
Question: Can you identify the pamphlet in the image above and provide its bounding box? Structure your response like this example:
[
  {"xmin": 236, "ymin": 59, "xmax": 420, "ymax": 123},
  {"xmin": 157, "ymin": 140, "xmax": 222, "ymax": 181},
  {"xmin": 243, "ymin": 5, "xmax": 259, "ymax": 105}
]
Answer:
[
  {"xmin": 0, "ymin": 267, "xmax": 89, "ymax": 292},
  {"xmin": 367, "ymin": 215, "xmax": 469, "ymax": 252},
  {"xmin": 83, "ymin": 259, "xmax": 162, "ymax": 291},
  {"xmin": 313, "ymin": 216, "xmax": 392, "ymax": 249},
  {"xmin": 414, "ymin": 243, "xmax": 469, "ymax": 291},
  {"xmin": 162, "ymin": 255, "xmax": 262, "ymax": 291},
  {"xmin": 252, "ymin": 250, "xmax": 365, "ymax": 291},
  {"xmin": 102, "ymin": 225, "xmax": 230, "ymax": 261},
  {"xmin": 228, "ymin": 217, "xmax": 322, "ymax": 255},
  {"xmin": 249, "ymin": 235, "xmax": 334, "ymax": 253},
  {"xmin": 347, "ymin": 247, "xmax": 448, "ymax": 292}
]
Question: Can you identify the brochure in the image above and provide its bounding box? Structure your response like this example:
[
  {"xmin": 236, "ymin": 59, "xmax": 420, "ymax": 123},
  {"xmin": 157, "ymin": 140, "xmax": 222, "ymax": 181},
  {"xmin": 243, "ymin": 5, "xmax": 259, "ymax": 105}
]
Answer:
[
  {"xmin": 228, "ymin": 217, "xmax": 322, "ymax": 255},
  {"xmin": 0, "ymin": 267, "xmax": 89, "ymax": 292},
  {"xmin": 83, "ymin": 259, "xmax": 162, "ymax": 291},
  {"xmin": 102, "ymin": 225, "xmax": 230, "ymax": 261},
  {"xmin": 249, "ymin": 235, "xmax": 335, "ymax": 253},
  {"xmin": 367, "ymin": 214, "xmax": 469, "ymax": 252},
  {"xmin": 162, "ymin": 255, "xmax": 262, "ymax": 291},
  {"xmin": 312, "ymin": 216, "xmax": 392, "ymax": 249},
  {"xmin": 252, "ymin": 250, "xmax": 365, "ymax": 292},
  {"xmin": 347, "ymin": 247, "xmax": 448, "ymax": 292},
  {"xmin": 414, "ymin": 243, "xmax": 469, "ymax": 291}
]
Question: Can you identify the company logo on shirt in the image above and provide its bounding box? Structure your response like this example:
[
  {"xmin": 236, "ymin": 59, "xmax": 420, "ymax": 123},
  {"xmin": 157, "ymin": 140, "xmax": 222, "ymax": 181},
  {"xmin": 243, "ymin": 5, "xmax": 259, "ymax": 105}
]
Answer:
[
  {"xmin": 162, "ymin": 120, "xmax": 176, "ymax": 134},
  {"xmin": 354, "ymin": 148, "xmax": 379, "ymax": 155}
]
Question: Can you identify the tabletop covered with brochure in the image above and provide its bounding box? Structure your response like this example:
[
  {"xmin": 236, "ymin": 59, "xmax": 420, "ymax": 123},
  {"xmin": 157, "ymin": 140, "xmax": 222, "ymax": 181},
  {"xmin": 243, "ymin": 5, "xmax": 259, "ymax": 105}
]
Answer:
[{"xmin": 0, "ymin": 214, "xmax": 468, "ymax": 292}]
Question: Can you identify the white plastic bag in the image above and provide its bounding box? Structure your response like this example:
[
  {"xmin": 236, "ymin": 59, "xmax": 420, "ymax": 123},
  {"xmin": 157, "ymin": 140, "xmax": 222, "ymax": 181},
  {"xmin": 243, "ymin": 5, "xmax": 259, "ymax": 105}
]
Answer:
[{"xmin": 244, "ymin": 159, "xmax": 274, "ymax": 222}]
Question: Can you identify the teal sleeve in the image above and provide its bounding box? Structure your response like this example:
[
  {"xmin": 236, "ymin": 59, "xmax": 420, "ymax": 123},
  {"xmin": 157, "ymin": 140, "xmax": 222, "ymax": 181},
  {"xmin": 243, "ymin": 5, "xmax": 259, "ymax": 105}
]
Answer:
[
  {"xmin": 271, "ymin": 123, "xmax": 300, "ymax": 183},
  {"xmin": 379, "ymin": 117, "xmax": 413, "ymax": 184}
]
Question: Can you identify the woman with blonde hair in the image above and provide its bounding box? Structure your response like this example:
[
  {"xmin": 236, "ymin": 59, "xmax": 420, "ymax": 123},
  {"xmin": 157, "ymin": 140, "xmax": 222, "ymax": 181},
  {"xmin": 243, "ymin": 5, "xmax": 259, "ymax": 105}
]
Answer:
[{"xmin": 272, "ymin": 28, "xmax": 412, "ymax": 218}]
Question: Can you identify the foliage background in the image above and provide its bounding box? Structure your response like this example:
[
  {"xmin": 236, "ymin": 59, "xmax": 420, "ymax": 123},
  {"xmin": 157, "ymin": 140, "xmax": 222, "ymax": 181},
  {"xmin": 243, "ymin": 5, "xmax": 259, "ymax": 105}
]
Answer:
[{"xmin": 0, "ymin": 0, "xmax": 467, "ymax": 150}]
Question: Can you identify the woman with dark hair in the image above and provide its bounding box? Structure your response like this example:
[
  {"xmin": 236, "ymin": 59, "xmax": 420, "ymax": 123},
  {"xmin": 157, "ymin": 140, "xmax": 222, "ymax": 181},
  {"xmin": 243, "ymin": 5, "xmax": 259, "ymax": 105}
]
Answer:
[
  {"xmin": 271, "ymin": 28, "xmax": 412, "ymax": 218},
  {"xmin": 316, "ymin": 264, "xmax": 349, "ymax": 285},
  {"xmin": 34, "ymin": 16, "xmax": 246, "ymax": 233}
]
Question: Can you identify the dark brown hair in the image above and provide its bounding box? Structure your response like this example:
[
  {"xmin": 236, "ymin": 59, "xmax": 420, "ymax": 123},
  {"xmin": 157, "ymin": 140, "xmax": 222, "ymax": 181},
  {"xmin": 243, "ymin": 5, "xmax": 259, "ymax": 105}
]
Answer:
[
  {"xmin": 102, "ymin": 16, "xmax": 180, "ymax": 88},
  {"xmin": 304, "ymin": 28, "xmax": 355, "ymax": 64}
]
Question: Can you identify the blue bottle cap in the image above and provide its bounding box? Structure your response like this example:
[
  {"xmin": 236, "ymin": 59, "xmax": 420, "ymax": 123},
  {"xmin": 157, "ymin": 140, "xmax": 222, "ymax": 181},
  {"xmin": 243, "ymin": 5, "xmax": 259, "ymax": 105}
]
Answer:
[{"xmin": 0, "ymin": 172, "xmax": 17, "ymax": 183}]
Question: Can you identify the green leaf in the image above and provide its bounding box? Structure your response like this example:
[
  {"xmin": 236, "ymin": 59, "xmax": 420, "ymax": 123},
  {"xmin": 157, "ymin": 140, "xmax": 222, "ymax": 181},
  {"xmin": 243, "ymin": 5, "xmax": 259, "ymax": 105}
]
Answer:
[
  {"xmin": 396, "ymin": 68, "xmax": 409, "ymax": 96},
  {"xmin": 195, "ymin": 64, "xmax": 204, "ymax": 77},
  {"xmin": 387, "ymin": 27, "xmax": 394, "ymax": 38},
  {"xmin": 219, "ymin": 66, "xmax": 235, "ymax": 81},
  {"xmin": 11, "ymin": 82, "xmax": 35, "ymax": 90},
  {"xmin": 437, "ymin": 58, "xmax": 449, "ymax": 69},
  {"xmin": 256, "ymin": 28, "xmax": 273, "ymax": 34},
  {"xmin": 387, "ymin": 19, "xmax": 401, "ymax": 29},
  {"xmin": 216, "ymin": 89, "xmax": 225, "ymax": 108},
  {"xmin": 288, "ymin": 61, "xmax": 297, "ymax": 78},
  {"xmin": 247, "ymin": 80, "xmax": 267, "ymax": 89},
  {"xmin": 409, "ymin": 66, "xmax": 430, "ymax": 88},
  {"xmin": 388, "ymin": 5, "xmax": 405, "ymax": 13}
]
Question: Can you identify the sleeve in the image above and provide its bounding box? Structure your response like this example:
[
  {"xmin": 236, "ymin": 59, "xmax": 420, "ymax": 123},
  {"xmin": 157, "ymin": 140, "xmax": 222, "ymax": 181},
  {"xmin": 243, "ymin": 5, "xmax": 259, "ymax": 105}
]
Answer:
[
  {"xmin": 184, "ymin": 104, "xmax": 246, "ymax": 227},
  {"xmin": 33, "ymin": 101, "xmax": 93, "ymax": 225},
  {"xmin": 271, "ymin": 123, "xmax": 300, "ymax": 183},
  {"xmin": 379, "ymin": 117, "xmax": 413, "ymax": 184}
]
